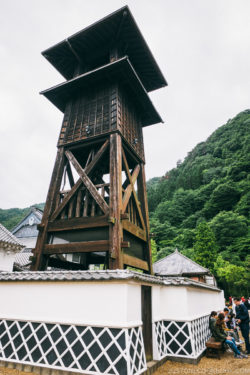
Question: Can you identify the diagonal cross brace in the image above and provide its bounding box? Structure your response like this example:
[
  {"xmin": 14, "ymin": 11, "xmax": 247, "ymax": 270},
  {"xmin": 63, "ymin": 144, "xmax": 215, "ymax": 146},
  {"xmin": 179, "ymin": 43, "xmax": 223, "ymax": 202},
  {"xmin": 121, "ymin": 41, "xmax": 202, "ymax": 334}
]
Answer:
[
  {"xmin": 50, "ymin": 140, "xmax": 109, "ymax": 221},
  {"xmin": 122, "ymin": 149, "xmax": 146, "ymax": 230},
  {"xmin": 122, "ymin": 164, "xmax": 140, "ymax": 213},
  {"xmin": 65, "ymin": 150, "xmax": 109, "ymax": 215}
]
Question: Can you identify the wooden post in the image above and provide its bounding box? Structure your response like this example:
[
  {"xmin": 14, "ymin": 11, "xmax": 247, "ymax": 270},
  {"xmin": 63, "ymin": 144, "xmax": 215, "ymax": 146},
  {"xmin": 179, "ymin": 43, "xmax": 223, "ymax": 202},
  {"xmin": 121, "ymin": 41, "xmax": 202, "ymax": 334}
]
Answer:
[
  {"xmin": 137, "ymin": 163, "xmax": 153, "ymax": 274},
  {"xmin": 109, "ymin": 133, "xmax": 123, "ymax": 269},
  {"xmin": 31, "ymin": 147, "xmax": 65, "ymax": 270}
]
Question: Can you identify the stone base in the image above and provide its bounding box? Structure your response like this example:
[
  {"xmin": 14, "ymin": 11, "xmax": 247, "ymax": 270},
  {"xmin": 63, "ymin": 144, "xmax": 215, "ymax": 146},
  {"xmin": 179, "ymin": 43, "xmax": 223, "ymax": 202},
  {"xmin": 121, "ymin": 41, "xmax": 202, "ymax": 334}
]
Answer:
[
  {"xmin": 142, "ymin": 358, "xmax": 168, "ymax": 375},
  {"xmin": 0, "ymin": 360, "xmax": 83, "ymax": 375},
  {"xmin": 166, "ymin": 350, "xmax": 205, "ymax": 365}
]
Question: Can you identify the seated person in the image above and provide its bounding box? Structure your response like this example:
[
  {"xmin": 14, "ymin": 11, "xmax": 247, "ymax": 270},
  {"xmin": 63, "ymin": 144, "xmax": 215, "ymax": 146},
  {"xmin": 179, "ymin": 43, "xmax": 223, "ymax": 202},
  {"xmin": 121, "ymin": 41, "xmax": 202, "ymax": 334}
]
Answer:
[
  {"xmin": 212, "ymin": 313, "xmax": 247, "ymax": 359},
  {"xmin": 209, "ymin": 311, "xmax": 217, "ymax": 334},
  {"xmin": 223, "ymin": 309, "xmax": 240, "ymax": 343},
  {"xmin": 224, "ymin": 308, "xmax": 231, "ymax": 329}
]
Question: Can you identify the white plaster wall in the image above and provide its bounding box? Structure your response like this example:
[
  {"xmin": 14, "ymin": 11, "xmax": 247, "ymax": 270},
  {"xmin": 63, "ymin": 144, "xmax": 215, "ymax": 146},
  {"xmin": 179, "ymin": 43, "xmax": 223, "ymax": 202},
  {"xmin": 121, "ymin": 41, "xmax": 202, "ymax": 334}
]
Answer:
[
  {"xmin": 152, "ymin": 286, "xmax": 188, "ymax": 321},
  {"xmin": 0, "ymin": 249, "xmax": 16, "ymax": 271},
  {"xmin": 126, "ymin": 283, "xmax": 141, "ymax": 324},
  {"xmin": 0, "ymin": 281, "xmax": 141, "ymax": 327},
  {"xmin": 152, "ymin": 285, "xmax": 224, "ymax": 321},
  {"xmin": 16, "ymin": 237, "xmax": 37, "ymax": 248},
  {"xmin": 187, "ymin": 287, "xmax": 224, "ymax": 318}
]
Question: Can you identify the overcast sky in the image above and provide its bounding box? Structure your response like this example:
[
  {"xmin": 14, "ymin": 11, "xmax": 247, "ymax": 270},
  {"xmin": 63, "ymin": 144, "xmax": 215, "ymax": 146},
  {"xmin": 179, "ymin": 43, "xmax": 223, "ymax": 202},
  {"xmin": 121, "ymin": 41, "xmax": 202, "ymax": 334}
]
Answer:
[{"xmin": 0, "ymin": 0, "xmax": 249, "ymax": 209}]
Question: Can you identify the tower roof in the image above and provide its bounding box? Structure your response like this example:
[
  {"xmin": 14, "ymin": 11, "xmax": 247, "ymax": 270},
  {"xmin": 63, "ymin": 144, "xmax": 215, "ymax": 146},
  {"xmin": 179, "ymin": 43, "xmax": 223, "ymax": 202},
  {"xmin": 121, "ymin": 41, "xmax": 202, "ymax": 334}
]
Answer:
[
  {"xmin": 42, "ymin": 6, "xmax": 167, "ymax": 92},
  {"xmin": 153, "ymin": 249, "xmax": 210, "ymax": 276},
  {"xmin": 40, "ymin": 57, "xmax": 163, "ymax": 127}
]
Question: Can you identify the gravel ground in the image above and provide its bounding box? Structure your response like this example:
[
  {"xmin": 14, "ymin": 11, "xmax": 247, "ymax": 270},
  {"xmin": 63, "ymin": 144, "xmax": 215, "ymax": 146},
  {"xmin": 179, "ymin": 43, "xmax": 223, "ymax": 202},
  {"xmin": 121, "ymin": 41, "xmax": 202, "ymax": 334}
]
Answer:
[
  {"xmin": 154, "ymin": 351, "xmax": 250, "ymax": 375},
  {"xmin": 154, "ymin": 332, "xmax": 250, "ymax": 375},
  {"xmin": 0, "ymin": 354, "xmax": 249, "ymax": 375}
]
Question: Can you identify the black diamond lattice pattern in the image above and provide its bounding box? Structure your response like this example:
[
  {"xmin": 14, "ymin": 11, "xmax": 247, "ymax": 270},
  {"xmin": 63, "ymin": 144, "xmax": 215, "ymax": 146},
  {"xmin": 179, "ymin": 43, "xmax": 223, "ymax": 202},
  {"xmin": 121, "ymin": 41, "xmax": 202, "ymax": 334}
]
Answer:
[
  {"xmin": 154, "ymin": 315, "xmax": 210, "ymax": 360},
  {"xmin": 0, "ymin": 319, "xmax": 146, "ymax": 375}
]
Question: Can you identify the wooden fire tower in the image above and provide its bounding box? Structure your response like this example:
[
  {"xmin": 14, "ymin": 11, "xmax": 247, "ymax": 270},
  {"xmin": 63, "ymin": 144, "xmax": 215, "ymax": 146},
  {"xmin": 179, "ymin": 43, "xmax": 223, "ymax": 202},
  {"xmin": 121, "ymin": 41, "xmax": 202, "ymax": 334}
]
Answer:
[{"xmin": 31, "ymin": 6, "xmax": 167, "ymax": 273}]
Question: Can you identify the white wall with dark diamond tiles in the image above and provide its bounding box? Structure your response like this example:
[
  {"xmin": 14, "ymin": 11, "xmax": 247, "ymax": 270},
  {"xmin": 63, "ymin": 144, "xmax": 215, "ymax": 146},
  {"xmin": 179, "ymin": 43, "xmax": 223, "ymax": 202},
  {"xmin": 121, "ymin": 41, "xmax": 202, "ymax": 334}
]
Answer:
[{"xmin": 0, "ymin": 272, "xmax": 224, "ymax": 373}]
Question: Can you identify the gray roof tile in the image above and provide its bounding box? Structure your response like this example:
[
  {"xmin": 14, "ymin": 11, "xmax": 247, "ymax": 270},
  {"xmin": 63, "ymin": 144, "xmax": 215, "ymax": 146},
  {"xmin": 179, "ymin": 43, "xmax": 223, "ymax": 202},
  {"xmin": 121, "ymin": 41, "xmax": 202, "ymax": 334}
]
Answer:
[
  {"xmin": 0, "ymin": 223, "xmax": 25, "ymax": 248},
  {"xmin": 15, "ymin": 249, "xmax": 32, "ymax": 267},
  {"xmin": 153, "ymin": 249, "xmax": 209, "ymax": 276},
  {"xmin": 0, "ymin": 269, "xmax": 220, "ymax": 291}
]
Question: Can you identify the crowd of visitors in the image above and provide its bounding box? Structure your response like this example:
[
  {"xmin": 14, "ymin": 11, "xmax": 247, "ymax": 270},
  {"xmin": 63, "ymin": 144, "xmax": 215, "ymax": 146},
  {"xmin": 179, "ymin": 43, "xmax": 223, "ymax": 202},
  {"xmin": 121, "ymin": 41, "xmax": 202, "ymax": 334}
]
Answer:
[{"xmin": 209, "ymin": 296, "xmax": 250, "ymax": 359}]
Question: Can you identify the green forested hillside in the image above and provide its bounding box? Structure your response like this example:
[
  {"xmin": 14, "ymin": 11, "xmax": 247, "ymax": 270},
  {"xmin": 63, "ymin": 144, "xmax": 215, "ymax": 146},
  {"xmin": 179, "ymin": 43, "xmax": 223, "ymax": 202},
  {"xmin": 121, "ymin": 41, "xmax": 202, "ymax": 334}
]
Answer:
[
  {"xmin": 148, "ymin": 109, "xmax": 250, "ymax": 297},
  {"xmin": 0, "ymin": 203, "xmax": 44, "ymax": 230}
]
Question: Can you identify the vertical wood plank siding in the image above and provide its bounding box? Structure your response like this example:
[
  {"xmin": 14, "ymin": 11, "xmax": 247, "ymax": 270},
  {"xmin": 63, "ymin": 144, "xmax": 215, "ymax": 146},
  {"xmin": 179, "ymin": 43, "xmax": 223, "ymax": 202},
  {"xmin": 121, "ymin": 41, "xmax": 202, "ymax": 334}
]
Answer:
[{"xmin": 58, "ymin": 83, "xmax": 145, "ymax": 162}]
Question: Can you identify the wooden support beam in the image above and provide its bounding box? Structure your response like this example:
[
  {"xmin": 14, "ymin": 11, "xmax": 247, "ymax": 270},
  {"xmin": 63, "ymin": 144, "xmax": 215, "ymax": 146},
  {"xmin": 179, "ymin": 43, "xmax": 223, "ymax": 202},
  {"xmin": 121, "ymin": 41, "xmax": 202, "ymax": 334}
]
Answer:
[
  {"xmin": 84, "ymin": 139, "xmax": 109, "ymax": 174},
  {"xmin": 120, "ymin": 213, "xmax": 129, "ymax": 220},
  {"xmin": 51, "ymin": 140, "xmax": 109, "ymax": 221},
  {"xmin": 75, "ymin": 189, "xmax": 83, "ymax": 217},
  {"xmin": 47, "ymin": 216, "xmax": 109, "ymax": 232},
  {"xmin": 91, "ymin": 199, "xmax": 95, "ymax": 216},
  {"xmin": 31, "ymin": 147, "xmax": 66, "ymax": 271},
  {"xmin": 122, "ymin": 149, "xmax": 146, "ymax": 230},
  {"xmin": 109, "ymin": 133, "xmax": 123, "ymax": 268},
  {"xmin": 44, "ymin": 240, "xmax": 110, "ymax": 255},
  {"xmin": 121, "ymin": 241, "xmax": 130, "ymax": 248},
  {"xmin": 123, "ymin": 220, "xmax": 147, "ymax": 242},
  {"xmin": 66, "ymin": 161, "xmax": 75, "ymax": 188},
  {"xmin": 65, "ymin": 150, "xmax": 109, "ymax": 214},
  {"xmin": 51, "ymin": 179, "xmax": 82, "ymax": 221},
  {"xmin": 122, "ymin": 164, "xmax": 140, "ymax": 213},
  {"xmin": 68, "ymin": 196, "xmax": 75, "ymax": 218},
  {"xmin": 123, "ymin": 254, "xmax": 149, "ymax": 271},
  {"xmin": 49, "ymin": 257, "xmax": 87, "ymax": 270},
  {"xmin": 137, "ymin": 163, "xmax": 153, "ymax": 275},
  {"xmin": 83, "ymin": 190, "xmax": 89, "ymax": 216}
]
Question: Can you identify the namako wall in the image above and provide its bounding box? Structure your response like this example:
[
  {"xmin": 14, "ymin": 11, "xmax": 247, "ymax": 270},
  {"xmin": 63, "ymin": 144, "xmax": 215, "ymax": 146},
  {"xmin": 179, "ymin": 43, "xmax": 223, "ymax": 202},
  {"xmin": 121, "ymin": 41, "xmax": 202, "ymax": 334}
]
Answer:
[{"xmin": 0, "ymin": 270, "xmax": 224, "ymax": 375}]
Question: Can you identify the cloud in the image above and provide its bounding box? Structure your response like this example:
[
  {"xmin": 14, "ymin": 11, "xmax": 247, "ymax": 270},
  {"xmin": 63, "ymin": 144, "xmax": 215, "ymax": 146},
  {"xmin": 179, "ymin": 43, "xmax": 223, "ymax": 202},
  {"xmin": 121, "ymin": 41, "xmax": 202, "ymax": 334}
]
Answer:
[{"xmin": 0, "ymin": 0, "xmax": 250, "ymax": 208}]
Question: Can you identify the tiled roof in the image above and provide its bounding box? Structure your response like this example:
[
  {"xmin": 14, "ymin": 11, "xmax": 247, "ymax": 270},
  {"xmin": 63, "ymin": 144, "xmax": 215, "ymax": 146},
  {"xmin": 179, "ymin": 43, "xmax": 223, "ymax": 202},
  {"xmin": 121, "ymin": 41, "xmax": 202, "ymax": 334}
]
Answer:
[
  {"xmin": 12, "ymin": 207, "xmax": 43, "ymax": 235},
  {"xmin": 15, "ymin": 249, "xmax": 32, "ymax": 267},
  {"xmin": 0, "ymin": 270, "xmax": 220, "ymax": 291},
  {"xmin": 0, "ymin": 223, "xmax": 24, "ymax": 248},
  {"xmin": 153, "ymin": 249, "xmax": 209, "ymax": 276}
]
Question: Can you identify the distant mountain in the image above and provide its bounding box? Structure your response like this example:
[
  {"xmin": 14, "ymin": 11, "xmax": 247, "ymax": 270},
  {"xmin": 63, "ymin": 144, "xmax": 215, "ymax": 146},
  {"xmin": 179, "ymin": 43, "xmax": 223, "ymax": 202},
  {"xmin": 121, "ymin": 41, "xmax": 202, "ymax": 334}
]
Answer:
[{"xmin": 0, "ymin": 203, "xmax": 45, "ymax": 231}]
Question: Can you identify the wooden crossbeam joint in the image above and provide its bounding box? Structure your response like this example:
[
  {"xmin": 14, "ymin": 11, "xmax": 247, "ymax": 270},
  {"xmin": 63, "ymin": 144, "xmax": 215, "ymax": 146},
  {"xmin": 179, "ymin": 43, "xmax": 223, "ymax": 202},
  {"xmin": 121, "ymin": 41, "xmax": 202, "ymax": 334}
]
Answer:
[
  {"xmin": 44, "ymin": 240, "xmax": 110, "ymax": 254},
  {"xmin": 50, "ymin": 139, "xmax": 109, "ymax": 221},
  {"xmin": 121, "ymin": 241, "xmax": 130, "ymax": 248},
  {"xmin": 120, "ymin": 213, "xmax": 129, "ymax": 220},
  {"xmin": 65, "ymin": 150, "xmax": 109, "ymax": 215},
  {"xmin": 108, "ymin": 216, "xmax": 116, "ymax": 224},
  {"xmin": 123, "ymin": 254, "xmax": 149, "ymax": 271}
]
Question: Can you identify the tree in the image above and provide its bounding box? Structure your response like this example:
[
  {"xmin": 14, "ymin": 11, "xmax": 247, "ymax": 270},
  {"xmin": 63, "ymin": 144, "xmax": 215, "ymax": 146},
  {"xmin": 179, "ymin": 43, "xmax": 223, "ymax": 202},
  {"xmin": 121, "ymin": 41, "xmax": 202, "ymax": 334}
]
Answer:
[
  {"xmin": 235, "ymin": 191, "xmax": 250, "ymax": 217},
  {"xmin": 154, "ymin": 246, "xmax": 176, "ymax": 262},
  {"xmin": 174, "ymin": 228, "xmax": 196, "ymax": 248},
  {"xmin": 150, "ymin": 219, "xmax": 177, "ymax": 250},
  {"xmin": 193, "ymin": 222, "xmax": 218, "ymax": 272},
  {"xmin": 209, "ymin": 211, "xmax": 248, "ymax": 249},
  {"xmin": 204, "ymin": 182, "xmax": 241, "ymax": 218},
  {"xmin": 151, "ymin": 239, "xmax": 158, "ymax": 263},
  {"xmin": 154, "ymin": 189, "xmax": 195, "ymax": 226},
  {"xmin": 214, "ymin": 255, "xmax": 248, "ymax": 297}
]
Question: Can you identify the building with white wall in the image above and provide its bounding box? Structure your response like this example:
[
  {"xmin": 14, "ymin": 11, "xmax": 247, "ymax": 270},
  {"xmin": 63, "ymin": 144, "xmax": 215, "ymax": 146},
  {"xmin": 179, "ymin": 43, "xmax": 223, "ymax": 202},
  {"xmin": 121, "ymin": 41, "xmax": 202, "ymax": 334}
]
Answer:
[
  {"xmin": 153, "ymin": 249, "xmax": 217, "ymax": 285},
  {"xmin": 0, "ymin": 223, "xmax": 24, "ymax": 272},
  {"xmin": 0, "ymin": 270, "xmax": 224, "ymax": 375}
]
